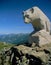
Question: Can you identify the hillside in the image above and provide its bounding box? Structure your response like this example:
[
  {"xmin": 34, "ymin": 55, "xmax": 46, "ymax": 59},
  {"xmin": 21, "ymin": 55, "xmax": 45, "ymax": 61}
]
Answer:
[
  {"xmin": 0, "ymin": 33, "xmax": 29, "ymax": 44},
  {"xmin": 0, "ymin": 42, "xmax": 14, "ymax": 50}
]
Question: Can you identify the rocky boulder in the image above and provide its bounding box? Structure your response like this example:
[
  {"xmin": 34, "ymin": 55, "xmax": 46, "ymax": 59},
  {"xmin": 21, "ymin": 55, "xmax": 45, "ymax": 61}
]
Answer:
[
  {"xmin": 29, "ymin": 30, "xmax": 51, "ymax": 47},
  {"xmin": 0, "ymin": 43, "xmax": 51, "ymax": 65}
]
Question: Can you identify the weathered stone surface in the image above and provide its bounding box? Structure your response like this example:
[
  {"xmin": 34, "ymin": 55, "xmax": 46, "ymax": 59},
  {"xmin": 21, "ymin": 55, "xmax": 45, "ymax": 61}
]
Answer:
[
  {"xmin": 15, "ymin": 44, "xmax": 51, "ymax": 64},
  {"xmin": 29, "ymin": 30, "xmax": 51, "ymax": 47}
]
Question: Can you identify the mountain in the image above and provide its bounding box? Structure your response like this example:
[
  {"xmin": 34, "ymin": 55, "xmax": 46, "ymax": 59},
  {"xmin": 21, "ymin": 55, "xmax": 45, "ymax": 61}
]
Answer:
[{"xmin": 0, "ymin": 33, "xmax": 29, "ymax": 44}]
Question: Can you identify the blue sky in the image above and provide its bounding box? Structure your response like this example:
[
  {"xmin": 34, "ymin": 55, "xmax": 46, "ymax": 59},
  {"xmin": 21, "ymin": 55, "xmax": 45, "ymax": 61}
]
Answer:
[{"xmin": 0, "ymin": 0, "xmax": 51, "ymax": 34}]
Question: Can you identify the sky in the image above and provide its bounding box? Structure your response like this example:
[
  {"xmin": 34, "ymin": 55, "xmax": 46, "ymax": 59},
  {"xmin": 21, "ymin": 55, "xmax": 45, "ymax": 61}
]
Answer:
[{"xmin": 0, "ymin": 0, "xmax": 51, "ymax": 34}]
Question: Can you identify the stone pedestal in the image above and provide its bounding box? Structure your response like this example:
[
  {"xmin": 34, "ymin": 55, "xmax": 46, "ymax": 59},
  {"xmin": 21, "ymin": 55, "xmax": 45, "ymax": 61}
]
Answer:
[{"xmin": 28, "ymin": 30, "xmax": 51, "ymax": 47}]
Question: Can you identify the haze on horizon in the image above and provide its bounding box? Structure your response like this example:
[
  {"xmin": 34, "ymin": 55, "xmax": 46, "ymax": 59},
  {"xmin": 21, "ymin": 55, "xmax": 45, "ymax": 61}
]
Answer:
[{"xmin": 0, "ymin": 0, "xmax": 51, "ymax": 34}]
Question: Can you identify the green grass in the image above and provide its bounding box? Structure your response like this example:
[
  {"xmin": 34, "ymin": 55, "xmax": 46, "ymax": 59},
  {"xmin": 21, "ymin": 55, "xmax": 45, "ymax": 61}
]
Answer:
[{"xmin": 0, "ymin": 42, "xmax": 14, "ymax": 50}]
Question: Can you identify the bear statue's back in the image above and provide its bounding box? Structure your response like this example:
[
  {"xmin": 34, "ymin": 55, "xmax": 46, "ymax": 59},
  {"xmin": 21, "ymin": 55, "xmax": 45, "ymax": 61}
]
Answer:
[
  {"xmin": 32, "ymin": 6, "xmax": 50, "ymax": 33},
  {"xmin": 34, "ymin": 7, "xmax": 50, "ymax": 22}
]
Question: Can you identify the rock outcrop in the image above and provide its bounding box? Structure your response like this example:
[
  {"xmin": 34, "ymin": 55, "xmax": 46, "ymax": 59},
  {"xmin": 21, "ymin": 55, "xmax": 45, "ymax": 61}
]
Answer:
[
  {"xmin": 0, "ymin": 43, "xmax": 51, "ymax": 65},
  {"xmin": 29, "ymin": 30, "xmax": 51, "ymax": 47}
]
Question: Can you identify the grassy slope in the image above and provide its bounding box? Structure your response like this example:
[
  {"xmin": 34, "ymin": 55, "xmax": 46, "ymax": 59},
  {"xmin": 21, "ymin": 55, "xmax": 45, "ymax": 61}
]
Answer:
[{"xmin": 0, "ymin": 42, "xmax": 14, "ymax": 50}]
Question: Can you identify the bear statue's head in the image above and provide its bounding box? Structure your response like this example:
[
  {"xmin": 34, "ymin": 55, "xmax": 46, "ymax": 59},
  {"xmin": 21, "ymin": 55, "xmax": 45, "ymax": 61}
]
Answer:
[{"xmin": 22, "ymin": 6, "xmax": 39, "ymax": 23}]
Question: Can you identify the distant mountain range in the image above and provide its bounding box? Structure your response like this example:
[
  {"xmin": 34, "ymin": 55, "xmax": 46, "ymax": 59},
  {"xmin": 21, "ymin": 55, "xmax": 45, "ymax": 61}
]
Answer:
[{"xmin": 0, "ymin": 33, "xmax": 29, "ymax": 44}]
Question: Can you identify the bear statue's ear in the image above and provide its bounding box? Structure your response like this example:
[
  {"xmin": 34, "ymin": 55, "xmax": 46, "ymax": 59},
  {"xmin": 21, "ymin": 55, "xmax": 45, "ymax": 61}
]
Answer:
[{"xmin": 30, "ymin": 8, "xmax": 34, "ymax": 13}]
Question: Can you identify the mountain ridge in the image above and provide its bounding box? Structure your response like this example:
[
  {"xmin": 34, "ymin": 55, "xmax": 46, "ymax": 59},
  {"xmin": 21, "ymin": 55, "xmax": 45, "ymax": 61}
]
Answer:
[{"xmin": 0, "ymin": 33, "xmax": 29, "ymax": 44}]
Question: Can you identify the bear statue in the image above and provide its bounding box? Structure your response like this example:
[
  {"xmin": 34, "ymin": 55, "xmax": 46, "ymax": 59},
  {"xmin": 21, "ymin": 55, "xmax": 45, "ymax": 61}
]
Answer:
[{"xmin": 23, "ymin": 6, "xmax": 50, "ymax": 34}]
